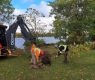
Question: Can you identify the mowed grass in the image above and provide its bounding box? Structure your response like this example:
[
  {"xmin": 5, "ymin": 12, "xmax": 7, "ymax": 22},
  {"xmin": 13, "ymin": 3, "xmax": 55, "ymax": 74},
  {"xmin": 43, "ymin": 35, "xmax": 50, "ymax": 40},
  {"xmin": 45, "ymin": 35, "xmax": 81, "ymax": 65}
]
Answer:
[{"xmin": 0, "ymin": 46, "xmax": 95, "ymax": 80}]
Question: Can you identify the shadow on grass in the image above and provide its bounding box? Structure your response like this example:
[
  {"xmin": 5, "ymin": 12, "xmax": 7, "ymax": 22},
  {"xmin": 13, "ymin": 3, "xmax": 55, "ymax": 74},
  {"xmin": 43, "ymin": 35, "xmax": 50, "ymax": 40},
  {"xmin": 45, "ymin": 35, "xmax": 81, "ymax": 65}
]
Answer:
[{"xmin": 0, "ymin": 56, "xmax": 18, "ymax": 61}]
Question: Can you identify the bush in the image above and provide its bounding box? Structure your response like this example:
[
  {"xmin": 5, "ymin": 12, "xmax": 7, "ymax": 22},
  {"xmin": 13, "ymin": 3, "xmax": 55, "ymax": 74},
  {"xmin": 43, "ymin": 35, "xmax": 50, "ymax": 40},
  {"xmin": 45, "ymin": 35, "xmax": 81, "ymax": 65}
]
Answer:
[
  {"xmin": 56, "ymin": 40, "xmax": 65, "ymax": 45},
  {"xmin": 23, "ymin": 39, "xmax": 45, "ymax": 48},
  {"xmin": 69, "ymin": 44, "xmax": 90, "ymax": 59},
  {"xmin": 84, "ymin": 41, "xmax": 95, "ymax": 50},
  {"xmin": 36, "ymin": 39, "xmax": 46, "ymax": 45}
]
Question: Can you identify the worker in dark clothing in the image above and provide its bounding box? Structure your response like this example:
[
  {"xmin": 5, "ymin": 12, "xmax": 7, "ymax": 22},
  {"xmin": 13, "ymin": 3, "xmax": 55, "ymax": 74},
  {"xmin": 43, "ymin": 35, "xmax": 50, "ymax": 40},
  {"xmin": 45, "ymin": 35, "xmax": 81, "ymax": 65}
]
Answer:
[{"xmin": 58, "ymin": 44, "xmax": 69, "ymax": 63}]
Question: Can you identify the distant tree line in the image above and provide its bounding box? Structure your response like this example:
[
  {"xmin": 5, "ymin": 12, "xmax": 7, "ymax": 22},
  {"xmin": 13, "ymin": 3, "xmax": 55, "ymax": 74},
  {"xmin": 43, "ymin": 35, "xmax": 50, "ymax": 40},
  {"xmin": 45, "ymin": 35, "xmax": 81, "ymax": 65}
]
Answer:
[{"xmin": 16, "ymin": 32, "xmax": 55, "ymax": 38}]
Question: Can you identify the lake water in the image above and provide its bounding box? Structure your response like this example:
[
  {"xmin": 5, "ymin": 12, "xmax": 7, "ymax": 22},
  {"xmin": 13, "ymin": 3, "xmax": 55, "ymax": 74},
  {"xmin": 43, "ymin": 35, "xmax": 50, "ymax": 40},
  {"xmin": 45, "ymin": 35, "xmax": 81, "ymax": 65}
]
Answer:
[
  {"xmin": 15, "ymin": 38, "xmax": 25, "ymax": 49},
  {"xmin": 38, "ymin": 37, "xmax": 60, "ymax": 44},
  {"xmin": 15, "ymin": 37, "xmax": 65, "ymax": 49}
]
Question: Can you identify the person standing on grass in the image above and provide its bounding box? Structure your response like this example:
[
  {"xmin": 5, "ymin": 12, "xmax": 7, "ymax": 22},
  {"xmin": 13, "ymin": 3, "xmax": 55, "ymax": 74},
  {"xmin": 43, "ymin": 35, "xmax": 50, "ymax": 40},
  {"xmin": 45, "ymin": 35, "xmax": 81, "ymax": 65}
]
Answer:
[{"xmin": 58, "ymin": 44, "xmax": 69, "ymax": 63}]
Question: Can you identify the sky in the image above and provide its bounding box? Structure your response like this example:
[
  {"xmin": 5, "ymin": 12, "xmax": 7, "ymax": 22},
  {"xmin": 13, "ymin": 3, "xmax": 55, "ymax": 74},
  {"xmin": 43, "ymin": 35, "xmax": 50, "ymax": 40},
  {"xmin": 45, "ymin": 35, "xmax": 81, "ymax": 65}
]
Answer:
[{"xmin": 10, "ymin": 0, "xmax": 55, "ymax": 32}]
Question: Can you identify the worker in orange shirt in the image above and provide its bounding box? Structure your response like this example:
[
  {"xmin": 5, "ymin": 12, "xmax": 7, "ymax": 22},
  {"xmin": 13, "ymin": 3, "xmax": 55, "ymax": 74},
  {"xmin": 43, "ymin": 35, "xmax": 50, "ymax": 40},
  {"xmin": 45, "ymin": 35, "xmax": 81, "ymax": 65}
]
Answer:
[{"xmin": 30, "ymin": 43, "xmax": 44, "ymax": 65}]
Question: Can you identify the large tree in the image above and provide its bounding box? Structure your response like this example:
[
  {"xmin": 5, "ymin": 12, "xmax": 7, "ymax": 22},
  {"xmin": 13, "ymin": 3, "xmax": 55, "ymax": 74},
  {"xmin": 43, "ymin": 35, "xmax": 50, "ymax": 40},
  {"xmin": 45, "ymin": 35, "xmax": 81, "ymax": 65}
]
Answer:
[
  {"xmin": 0, "ymin": 0, "xmax": 14, "ymax": 24},
  {"xmin": 49, "ymin": 0, "xmax": 95, "ymax": 44}
]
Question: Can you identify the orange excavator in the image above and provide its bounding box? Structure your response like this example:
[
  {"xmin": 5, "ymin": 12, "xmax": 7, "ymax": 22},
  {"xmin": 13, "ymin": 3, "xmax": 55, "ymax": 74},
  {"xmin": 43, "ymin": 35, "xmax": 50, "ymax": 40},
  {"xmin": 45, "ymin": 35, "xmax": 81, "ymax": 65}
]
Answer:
[{"xmin": 0, "ymin": 15, "xmax": 36, "ymax": 57}]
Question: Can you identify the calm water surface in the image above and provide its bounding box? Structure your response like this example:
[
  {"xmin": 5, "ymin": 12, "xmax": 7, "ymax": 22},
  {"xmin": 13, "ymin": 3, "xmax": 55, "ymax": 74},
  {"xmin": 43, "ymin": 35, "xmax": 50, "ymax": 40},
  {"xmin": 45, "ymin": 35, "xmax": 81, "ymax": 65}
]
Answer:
[{"xmin": 15, "ymin": 37, "xmax": 65, "ymax": 49}]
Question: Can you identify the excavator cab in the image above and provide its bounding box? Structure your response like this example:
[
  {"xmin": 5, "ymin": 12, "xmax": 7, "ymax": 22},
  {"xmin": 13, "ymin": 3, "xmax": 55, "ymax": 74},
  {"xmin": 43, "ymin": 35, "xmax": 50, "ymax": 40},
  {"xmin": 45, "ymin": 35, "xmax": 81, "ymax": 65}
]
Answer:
[
  {"xmin": 0, "ymin": 15, "xmax": 36, "ymax": 57},
  {"xmin": 0, "ymin": 25, "xmax": 9, "ymax": 56}
]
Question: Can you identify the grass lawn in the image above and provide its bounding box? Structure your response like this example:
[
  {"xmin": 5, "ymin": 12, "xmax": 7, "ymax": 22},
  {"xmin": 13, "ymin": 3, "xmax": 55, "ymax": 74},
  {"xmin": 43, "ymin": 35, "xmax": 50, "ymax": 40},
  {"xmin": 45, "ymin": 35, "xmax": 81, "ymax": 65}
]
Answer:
[{"xmin": 0, "ymin": 45, "xmax": 95, "ymax": 80}]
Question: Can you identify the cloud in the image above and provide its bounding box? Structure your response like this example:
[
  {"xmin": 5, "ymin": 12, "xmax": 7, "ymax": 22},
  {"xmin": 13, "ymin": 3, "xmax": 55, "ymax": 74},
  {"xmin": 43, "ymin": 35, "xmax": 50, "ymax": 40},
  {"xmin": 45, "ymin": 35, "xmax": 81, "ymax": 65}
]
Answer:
[
  {"xmin": 30, "ymin": 1, "xmax": 52, "ymax": 17},
  {"xmin": 13, "ymin": 9, "xmax": 26, "ymax": 15}
]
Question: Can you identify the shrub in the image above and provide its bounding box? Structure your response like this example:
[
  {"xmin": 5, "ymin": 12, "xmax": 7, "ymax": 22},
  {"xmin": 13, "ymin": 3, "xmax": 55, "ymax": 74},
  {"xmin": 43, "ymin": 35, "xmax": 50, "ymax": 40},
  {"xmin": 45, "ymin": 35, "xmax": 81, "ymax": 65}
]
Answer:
[
  {"xmin": 69, "ymin": 44, "xmax": 90, "ymax": 59},
  {"xmin": 56, "ymin": 40, "xmax": 65, "ymax": 45},
  {"xmin": 36, "ymin": 39, "xmax": 45, "ymax": 45},
  {"xmin": 84, "ymin": 41, "xmax": 95, "ymax": 50},
  {"xmin": 23, "ymin": 39, "xmax": 45, "ymax": 48}
]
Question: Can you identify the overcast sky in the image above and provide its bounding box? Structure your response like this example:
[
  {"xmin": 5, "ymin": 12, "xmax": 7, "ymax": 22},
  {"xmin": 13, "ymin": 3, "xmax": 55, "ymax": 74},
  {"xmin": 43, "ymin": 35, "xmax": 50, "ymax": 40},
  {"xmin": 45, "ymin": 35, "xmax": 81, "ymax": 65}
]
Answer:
[{"xmin": 10, "ymin": 0, "xmax": 55, "ymax": 32}]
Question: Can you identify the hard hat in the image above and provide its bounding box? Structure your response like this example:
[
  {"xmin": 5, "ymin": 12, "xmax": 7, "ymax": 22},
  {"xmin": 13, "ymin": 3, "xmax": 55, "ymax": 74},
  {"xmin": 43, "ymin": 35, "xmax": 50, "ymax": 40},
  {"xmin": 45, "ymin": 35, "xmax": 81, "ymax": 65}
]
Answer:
[
  {"xmin": 0, "ymin": 43, "xmax": 2, "ymax": 48},
  {"xmin": 40, "ymin": 51, "xmax": 44, "ymax": 56}
]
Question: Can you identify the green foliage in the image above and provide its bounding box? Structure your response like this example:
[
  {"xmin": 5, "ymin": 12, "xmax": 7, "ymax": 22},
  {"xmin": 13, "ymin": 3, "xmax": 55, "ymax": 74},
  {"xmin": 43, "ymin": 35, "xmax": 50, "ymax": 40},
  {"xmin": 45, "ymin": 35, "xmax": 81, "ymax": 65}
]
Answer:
[
  {"xmin": 15, "ymin": 33, "xmax": 22, "ymax": 37},
  {"xmin": 49, "ymin": 0, "xmax": 95, "ymax": 44},
  {"xmin": 66, "ymin": 36, "xmax": 74, "ymax": 44},
  {"xmin": 56, "ymin": 40, "xmax": 65, "ymax": 45},
  {"xmin": 69, "ymin": 44, "xmax": 90, "ymax": 54},
  {"xmin": 69, "ymin": 43, "xmax": 92, "ymax": 59},
  {"xmin": 42, "ymin": 32, "xmax": 55, "ymax": 37},
  {"xmin": 69, "ymin": 42, "xmax": 95, "ymax": 57},
  {"xmin": 24, "ymin": 39, "xmax": 45, "ymax": 48},
  {"xmin": 24, "ymin": 41, "xmax": 31, "ymax": 48},
  {"xmin": 0, "ymin": 0, "xmax": 15, "ymax": 23},
  {"xmin": 36, "ymin": 39, "xmax": 46, "ymax": 45},
  {"xmin": 84, "ymin": 41, "xmax": 95, "ymax": 50},
  {"xmin": 66, "ymin": 35, "xmax": 86, "ymax": 44}
]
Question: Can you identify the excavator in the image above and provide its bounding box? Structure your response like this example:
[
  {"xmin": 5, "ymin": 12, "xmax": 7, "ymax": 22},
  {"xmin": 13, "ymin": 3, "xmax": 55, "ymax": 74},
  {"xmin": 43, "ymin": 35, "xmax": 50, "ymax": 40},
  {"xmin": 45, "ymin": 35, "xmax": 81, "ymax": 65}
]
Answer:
[{"xmin": 0, "ymin": 15, "xmax": 36, "ymax": 57}]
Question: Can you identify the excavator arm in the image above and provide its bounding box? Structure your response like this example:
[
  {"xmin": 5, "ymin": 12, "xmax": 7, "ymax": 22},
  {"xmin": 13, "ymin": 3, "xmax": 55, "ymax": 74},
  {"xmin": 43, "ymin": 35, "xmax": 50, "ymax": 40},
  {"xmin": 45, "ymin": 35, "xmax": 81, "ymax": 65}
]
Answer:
[{"xmin": 6, "ymin": 15, "xmax": 36, "ymax": 52}]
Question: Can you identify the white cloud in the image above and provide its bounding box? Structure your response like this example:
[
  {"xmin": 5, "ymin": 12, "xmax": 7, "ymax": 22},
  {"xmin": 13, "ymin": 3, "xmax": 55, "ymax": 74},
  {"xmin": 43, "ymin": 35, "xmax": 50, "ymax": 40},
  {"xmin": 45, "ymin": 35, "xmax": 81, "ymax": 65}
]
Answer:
[
  {"xmin": 30, "ymin": 1, "xmax": 52, "ymax": 17},
  {"xmin": 13, "ymin": 9, "xmax": 26, "ymax": 15}
]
